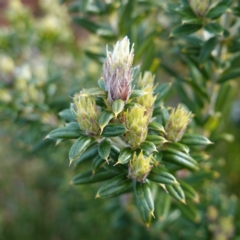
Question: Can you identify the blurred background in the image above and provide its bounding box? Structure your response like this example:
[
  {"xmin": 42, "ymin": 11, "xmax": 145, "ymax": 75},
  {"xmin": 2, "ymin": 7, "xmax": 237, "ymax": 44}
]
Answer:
[{"xmin": 0, "ymin": 0, "xmax": 240, "ymax": 239}]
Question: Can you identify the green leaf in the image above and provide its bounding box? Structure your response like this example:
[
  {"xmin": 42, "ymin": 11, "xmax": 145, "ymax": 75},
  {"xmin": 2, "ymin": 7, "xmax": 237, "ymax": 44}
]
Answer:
[
  {"xmin": 98, "ymin": 138, "xmax": 111, "ymax": 161},
  {"xmin": 199, "ymin": 37, "xmax": 218, "ymax": 63},
  {"xmin": 215, "ymin": 82, "xmax": 235, "ymax": 112},
  {"xmin": 92, "ymin": 155, "xmax": 105, "ymax": 174},
  {"xmin": 171, "ymin": 24, "xmax": 202, "ymax": 37},
  {"xmin": 72, "ymin": 169, "xmax": 116, "ymax": 185},
  {"xmin": 136, "ymin": 198, "xmax": 152, "ymax": 228},
  {"xmin": 134, "ymin": 182, "xmax": 155, "ymax": 217},
  {"xmin": 165, "ymin": 183, "xmax": 185, "ymax": 203},
  {"xmin": 232, "ymin": 7, "xmax": 240, "ymax": 17},
  {"xmin": 47, "ymin": 127, "xmax": 82, "ymax": 139},
  {"xmin": 148, "ymin": 167, "xmax": 178, "ymax": 185},
  {"xmin": 140, "ymin": 141, "xmax": 157, "ymax": 153},
  {"xmin": 179, "ymin": 180, "xmax": 199, "ymax": 203},
  {"xmin": 109, "ymin": 145, "xmax": 120, "ymax": 161},
  {"xmin": 102, "ymin": 124, "xmax": 126, "ymax": 137},
  {"xmin": 180, "ymin": 133, "xmax": 213, "ymax": 146},
  {"xmin": 98, "ymin": 111, "xmax": 114, "ymax": 131},
  {"xmin": 178, "ymin": 202, "xmax": 200, "ymax": 222},
  {"xmin": 74, "ymin": 143, "xmax": 99, "ymax": 167},
  {"xmin": 148, "ymin": 121, "xmax": 166, "ymax": 134},
  {"xmin": 116, "ymin": 147, "xmax": 133, "ymax": 165},
  {"xmin": 204, "ymin": 23, "xmax": 223, "ymax": 35},
  {"xmin": 73, "ymin": 17, "xmax": 115, "ymax": 38},
  {"xmin": 206, "ymin": 4, "xmax": 228, "ymax": 19},
  {"xmin": 156, "ymin": 191, "xmax": 171, "ymax": 221},
  {"xmin": 146, "ymin": 135, "xmax": 168, "ymax": 146},
  {"xmin": 96, "ymin": 174, "xmax": 132, "ymax": 198},
  {"xmin": 59, "ymin": 109, "xmax": 76, "ymax": 122},
  {"xmin": 218, "ymin": 70, "xmax": 240, "ymax": 83},
  {"xmin": 162, "ymin": 149, "xmax": 199, "ymax": 171},
  {"xmin": 155, "ymin": 83, "xmax": 172, "ymax": 103},
  {"xmin": 164, "ymin": 142, "xmax": 190, "ymax": 154},
  {"xmin": 69, "ymin": 136, "xmax": 95, "ymax": 164},
  {"xmin": 73, "ymin": 17, "xmax": 99, "ymax": 33},
  {"xmin": 112, "ymin": 99, "xmax": 125, "ymax": 117},
  {"xmin": 65, "ymin": 122, "xmax": 80, "ymax": 131}
]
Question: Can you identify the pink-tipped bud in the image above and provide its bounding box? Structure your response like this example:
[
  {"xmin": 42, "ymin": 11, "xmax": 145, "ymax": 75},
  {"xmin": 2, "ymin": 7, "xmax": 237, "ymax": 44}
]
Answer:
[{"xmin": 103, "ymin": 36, "xmax": 134, "ymax": 103}]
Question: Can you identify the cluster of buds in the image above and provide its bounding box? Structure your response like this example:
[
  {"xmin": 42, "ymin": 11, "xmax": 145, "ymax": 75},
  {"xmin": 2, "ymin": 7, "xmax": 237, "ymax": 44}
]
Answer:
[{"xmin": 48, "ymin": 36, "xmax": 213, "ymax": 227}]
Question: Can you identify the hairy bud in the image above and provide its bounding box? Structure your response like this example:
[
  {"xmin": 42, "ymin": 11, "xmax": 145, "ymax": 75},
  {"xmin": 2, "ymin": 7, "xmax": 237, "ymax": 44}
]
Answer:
[
  {"xmin": 103, "ymin": 36, "xmax": 134, "ymax": 103},
  {"xmin": 165, "ymin": 105, "xmax": 192, "ymax": 142},
  {"xmin": 136, "ymin": 72, "xmax": 156, "ymax": 116},
  {"xmin": 73, "ymin": 94, "xmax": 100, "ymax": 135},
  {"xmin": 128, "ymin": 151, "xmax": 152, "ymax": 182},
  {"xmin": 125, "ymin": 105, "xmax": 148, "ymax": 149}
]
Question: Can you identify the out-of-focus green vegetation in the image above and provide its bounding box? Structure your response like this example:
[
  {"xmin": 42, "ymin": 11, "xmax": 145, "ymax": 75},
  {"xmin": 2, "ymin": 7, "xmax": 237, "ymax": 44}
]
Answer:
[{"xmin": 0, "ymin": 0, "xmax": 240, "ymax": 239}]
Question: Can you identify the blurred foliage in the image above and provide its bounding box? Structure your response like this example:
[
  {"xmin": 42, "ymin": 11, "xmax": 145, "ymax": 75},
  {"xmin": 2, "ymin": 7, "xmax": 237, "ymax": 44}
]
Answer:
[{"xmin": 0, "ymin": 0, "xmax": 240, "ymax": 239}]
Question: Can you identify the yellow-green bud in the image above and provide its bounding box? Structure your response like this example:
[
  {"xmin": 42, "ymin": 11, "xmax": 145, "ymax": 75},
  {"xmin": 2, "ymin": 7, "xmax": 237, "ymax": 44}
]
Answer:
[
  {"xmin": 136, "ymin": 85, "xmax": 156, "ymax": 113},
  {"xmin": 103, "ymin": 36, "xmax": 134, "ymax": 103},
  {"xmin": 128, "ymin": 151, "xmax": 152, "ymax": 182},
  {"xmin": 189, "ymin": 0, "xmax": 211, "ymax": 17},
  {"xmin": 125, "ymin": 105, "xmax": 149, "ymax": 149},
  {"xmin": 165, "ymin": 105, "xmax": 192, "ymax": 142},
  {"xmin": 137, "ymin": 71, "xmax": 155, "ymax": 87},
  {"xmin": 73, "ymin": 94, "xmax": 100, "ymax": 135}
]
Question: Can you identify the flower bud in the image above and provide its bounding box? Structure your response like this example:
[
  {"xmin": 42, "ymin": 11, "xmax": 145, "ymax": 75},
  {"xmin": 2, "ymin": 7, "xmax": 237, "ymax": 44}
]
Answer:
[
  {"xmin": 165, "ymin": 105, "xmax": 192, "ymax": 142},
  {"xmin": 125, "ymin": 105, "xmax": 148, "ymax": 149},
  {"xmin": 103, "ymin": 36, "xmax": 134, "ymax": 103},
  {"xmin": 128, "ymin": 151, "xmax": 152, "ymax": 182},
  {"xmin": 136, "ymin": 72, "xmax": 156, "ymax": 117},
  {"xmin": 137, "ymin": 71, "xmax": 155, "ymax": 87},
  {"xmin": 189, "ymin": 0, "xmax": 211, "ymax": 17},
  {"xmin": 73, "ymin": 94, "xmax": 100, "ymax": 135}
]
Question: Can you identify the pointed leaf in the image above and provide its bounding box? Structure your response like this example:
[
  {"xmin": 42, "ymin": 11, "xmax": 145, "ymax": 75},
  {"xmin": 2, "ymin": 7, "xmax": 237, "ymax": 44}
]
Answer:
[
  {"xmin": 116, "ymin": 147, "xmax": 133, "ymax": 165},
  {"xmin": 98, "ymin": 138, "xmax": 111, "ymax": 160},
  {"xmin": 112, "ymin": 99, "xmax": 124, "ymax": 117},
  {"xmin": 165, "ymin": 183, "xmax": 185, "ymax": 203},
  {"xmin": 69, "ymin": 136, "xmax": 95, "ymax": 163},
  {"xmin": 98, "ymin": 111, "xmax": 114, "ymax": 131},
  {"xmin": 102, "ymin": 124, "xmax": 126, "ymax": 137},
  {"xmin": 180, "ymin": 133, "xmax": 213, "ymax": 146},
  {"xmin": 148, "ymin": 167, "xmax": 178, "ymax": 185},
  {"xmin": 199, "ymin": 37, "xmax": 218, "ymax": 63},
  {"xmin": 134, "ymin": 182, "xmax": 155, "ymax": 217},
  {"xmin": 171, "ymin": 24, "xmax": 202, "ymax": 37},
  {"xmin": 47, "ymin": 127, "xmax": 82, "ymax": 139},
  {"xmin": 96, "ymin": 174, "xmax": 132, "ymax": 198},
  {"xmin": 72, "ymin": 169, "xmax": 115, "ymax": 185}
]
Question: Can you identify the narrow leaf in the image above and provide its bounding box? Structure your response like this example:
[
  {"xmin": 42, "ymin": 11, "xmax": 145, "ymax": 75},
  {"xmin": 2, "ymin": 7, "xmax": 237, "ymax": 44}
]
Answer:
[
  {"xmin": 96, "ymin": 174, "xmax": 132, "ymax": 198},
  {"xmin": 69, "ymin": 136, "xmax": 95, "ymax": 164}
]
